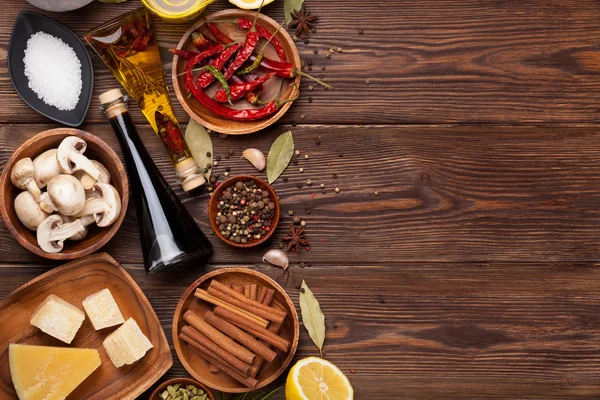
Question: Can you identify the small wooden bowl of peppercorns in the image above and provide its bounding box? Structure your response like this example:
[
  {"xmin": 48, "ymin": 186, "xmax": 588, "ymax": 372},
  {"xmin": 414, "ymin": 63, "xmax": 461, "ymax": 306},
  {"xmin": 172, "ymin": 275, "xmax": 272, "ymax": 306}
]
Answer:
[{"xmin": 209, "ymin": 175, "xmax": 280, "ymax": 248}]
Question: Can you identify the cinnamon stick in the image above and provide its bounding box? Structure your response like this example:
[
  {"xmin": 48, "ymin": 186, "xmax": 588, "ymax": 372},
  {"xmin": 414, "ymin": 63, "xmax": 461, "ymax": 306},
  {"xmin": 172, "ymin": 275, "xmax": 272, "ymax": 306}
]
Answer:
[
  {"xmin": 208, "ymin": 281, "xmax": 287, "ymax": 324},
  {"xmin": 243, "ymin": 284, "xmax": 251, "ymax": 299},
  {"xmin": 250, "ymin": 284, "xmax": 258, "ymax": 301},
  {"xmin": 257, "ymin": 286, "xmax": 267, "ymax": 303},
  {"xmin": 180, "ymin": 325, "xmax": 251, "ymax": 376},
  {"xmin": 194, "ymin": 288, "xmax": 269, "ymax": 327},
  {"xmin": 263, "ymin": 288, "xmax": 275, "ymax": 305},
  {"xmin": 249, "ymin": 288, "xmax": 283, "ymax": 377},
  {"xmin": 205, "ymin": 311, "xmax": 277, "ymax": 362},
  {"xmin": 212, "ymin": 280, "xmax": 286, "ymax": 318},
  {"xmin": 214, "ymin": 306, "xmax": 290, "ymax": 352},
  {"xmin": 233, "ymin": 284, "xmax": 244, "ymax": 294},
  {"xmin": 180, "ymin": 333, "xmax": 258, "ymax": 388},
  {"xmin": 184, "ymin": 310, "xmax": 256, "ymax": 364}
]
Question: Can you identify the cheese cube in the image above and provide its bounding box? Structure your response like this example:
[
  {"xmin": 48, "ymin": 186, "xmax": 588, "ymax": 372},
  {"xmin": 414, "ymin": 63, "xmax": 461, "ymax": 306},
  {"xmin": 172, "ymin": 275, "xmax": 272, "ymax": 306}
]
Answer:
[
  {"xmin": 30, "ymin": 294, "xmax": 85, "ymax": 344},
  {"xmin": 9, "ymin": 343, "xmax": 101, "ymax": 400},
  {"xmin": 82, "ymin": 288, "xmax": 125, "ymax": 330},
  {"xmin": 103, "ymin": 318, "xmax": 153, "ymax": 368}
]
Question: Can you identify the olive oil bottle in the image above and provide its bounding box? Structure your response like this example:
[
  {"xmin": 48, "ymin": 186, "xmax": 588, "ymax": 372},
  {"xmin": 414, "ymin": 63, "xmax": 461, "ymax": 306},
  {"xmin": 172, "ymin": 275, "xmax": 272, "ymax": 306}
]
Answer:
[{"xmin": 85, "ymin": 8, "xmax": 204, "ymax": 192}]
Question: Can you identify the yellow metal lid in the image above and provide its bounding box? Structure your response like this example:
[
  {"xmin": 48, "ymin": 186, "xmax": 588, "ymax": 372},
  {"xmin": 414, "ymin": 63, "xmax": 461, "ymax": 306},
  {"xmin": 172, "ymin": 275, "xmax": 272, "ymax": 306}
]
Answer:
[{"xmin": 141, "ymin": 0, "xmax": 214, "ymax": 21}]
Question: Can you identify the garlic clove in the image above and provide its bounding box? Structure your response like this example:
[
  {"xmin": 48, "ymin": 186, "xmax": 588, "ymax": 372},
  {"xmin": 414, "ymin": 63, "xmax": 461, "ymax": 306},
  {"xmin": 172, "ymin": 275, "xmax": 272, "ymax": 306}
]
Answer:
[
  {"xmin": 241, "ymin": 148, "xmax": 266, "ymax": 171},
  {"xmin": 262, "ymin": 249, "xmax": 289, "ymax": 270}
]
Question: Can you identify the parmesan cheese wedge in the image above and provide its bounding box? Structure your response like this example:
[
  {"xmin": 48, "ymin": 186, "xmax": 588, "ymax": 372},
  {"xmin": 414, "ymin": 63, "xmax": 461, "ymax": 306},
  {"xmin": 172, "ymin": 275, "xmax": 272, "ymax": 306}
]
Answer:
[{"xmin": 9, "ymin": 343, "xmax": 101, "ymax": 400}]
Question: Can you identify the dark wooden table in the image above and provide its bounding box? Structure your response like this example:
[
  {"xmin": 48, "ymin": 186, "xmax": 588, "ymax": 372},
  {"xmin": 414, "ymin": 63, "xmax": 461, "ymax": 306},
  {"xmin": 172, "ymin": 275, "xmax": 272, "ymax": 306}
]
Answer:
[{"xmin": 2, "ymin": 1, "xmax": 600, "ymax": 399}]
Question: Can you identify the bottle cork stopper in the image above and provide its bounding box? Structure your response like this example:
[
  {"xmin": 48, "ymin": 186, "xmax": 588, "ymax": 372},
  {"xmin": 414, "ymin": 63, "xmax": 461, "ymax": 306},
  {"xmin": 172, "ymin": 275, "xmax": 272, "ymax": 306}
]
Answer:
[
  {"xmin": 99, "ymin": 89, "xmax": 124, "ymax": 106},
  {"xmin": 175, "ymin": 157, "xmax": 199, "ymax": 178},
  {"xmin": 181, "ymin": 174, "xmax": 206, "ymax": 192}
]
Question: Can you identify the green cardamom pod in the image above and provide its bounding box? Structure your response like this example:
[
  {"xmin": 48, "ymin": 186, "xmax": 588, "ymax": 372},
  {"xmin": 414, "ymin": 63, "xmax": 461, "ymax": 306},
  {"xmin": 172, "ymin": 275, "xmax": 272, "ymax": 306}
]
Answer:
[{"xmin": 167, "ymin": 386, "xmax": 177, "ymax": 399}]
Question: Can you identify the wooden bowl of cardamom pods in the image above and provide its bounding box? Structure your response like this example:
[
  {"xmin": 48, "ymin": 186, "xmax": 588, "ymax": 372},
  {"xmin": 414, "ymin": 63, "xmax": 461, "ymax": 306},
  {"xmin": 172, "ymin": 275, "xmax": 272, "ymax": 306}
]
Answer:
[{"xmin": 149, "ymin": 377, "xmax": 215, "ymax": 400}]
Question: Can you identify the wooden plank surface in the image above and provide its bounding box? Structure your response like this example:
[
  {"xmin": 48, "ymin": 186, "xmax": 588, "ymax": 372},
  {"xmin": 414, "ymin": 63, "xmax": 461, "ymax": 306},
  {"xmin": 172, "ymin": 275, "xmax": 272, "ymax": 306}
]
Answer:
[
  {"xmin": 1, "ymin": 0, "xmax": 600, "ymax": 398},
  {"xmin": 1, "ymin": 124, "xmax": 599, "ymax": 265},
  {"xmin": 1, "ymin": 1, "xmax": 600, "ymax": 125},
  {"xmin": 1, "ymin": 262, "xmax": 600, "ymax": 399}
]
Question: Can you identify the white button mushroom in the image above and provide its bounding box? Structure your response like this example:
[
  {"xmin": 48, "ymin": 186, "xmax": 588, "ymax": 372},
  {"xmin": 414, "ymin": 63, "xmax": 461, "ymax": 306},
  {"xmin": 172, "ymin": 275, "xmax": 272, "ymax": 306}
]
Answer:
[
  {"xmin": 60, "ymin": 214, "xmax": 95, "ymax": 241},
  {"xmin": 73, "ymin": 160, "xmax": 111, "ymax": 190},
  {"xmin": 57, "ymin": 136, "xmax": 101, "ymax": 179},
  {"xmin": 75, "ymin": 183, "xmax": 121, "ymax": 227},
  {"xmin": 36, "ymin": 214, "xmax": 86, "ymax": 253},
  {"xmin": 14, "ymin": 191, "xmax": 50, "ymax": 231},
  {"xmin": 38, "ymin": 174, "xmax": 86, "ymax": 216},
  {"xmin": 11, "ymin": 158, "xmax": 42, "ymax": 202},
  {"xmin": 32, "ymin": 149, "xmax": 62, "ymax": 189}
]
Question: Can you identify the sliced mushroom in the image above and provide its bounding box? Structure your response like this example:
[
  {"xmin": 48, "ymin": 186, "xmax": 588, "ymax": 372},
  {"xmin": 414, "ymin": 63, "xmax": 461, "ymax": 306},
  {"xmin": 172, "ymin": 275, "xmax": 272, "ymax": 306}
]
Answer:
[
  {"xmin": 73, "ymin": 160, "xmax": 111, "ymax": 190},
  {"xmin": 60, "ymin": 214, "xmax": 95, "ymax": 241},
  {"xmin": 37, "ymin": 214, "xmax": 85, "ymax": 253},
  {"xmin": 75, "ymin": 183, "xmax": 121, "ymax": 227},
  {"xmin": 57, "ymin": 136, "xmax": 101, "ymax": 179},
  {"xmin": 11, "ymin": 158, "xmax": 42, "ymax": 202},
  {"xmin": 38, "ymin": 174, "xmax": 86, "ymax": 216},
  {"xmin": 32, "ymin": 149, "xmax": 62, "ymax": 188},
  {"xmin": 14, "ymin": 191, "xmax": 49, "ymax": 231}
]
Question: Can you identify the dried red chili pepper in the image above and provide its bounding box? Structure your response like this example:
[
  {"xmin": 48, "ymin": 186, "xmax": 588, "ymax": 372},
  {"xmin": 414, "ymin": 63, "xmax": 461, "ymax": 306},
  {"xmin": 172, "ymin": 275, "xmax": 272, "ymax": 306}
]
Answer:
[
  {"xmin": 185, "ymin": 65, "xmax": 298, "ymax": 121},
  {"xmin": 187, "ymin": 44, "xmax": 225, "ymax": 67},
  {"xmin": 197, "ymin": 43, "xmax": 242, "ymax": 87},
  {"xmin": 222, "ymin": 31, "xmax": 259, "ymax": 79},
  {"xmin": 214, "ymin": 72, "xmax": 276, "ymax": 103},
  {"xmin": 169, "ymin": 48, "xmax": 201, "ymax": 60},
  {"xmin": 173, "ymin": 46, "xmax": 261, "ymax": 104},
  {"xmin": 191, "ymin": 31, "xmax": 212, "ymax": 51},
  {"xmin": 220, "ymin": 6, "xmax": 264, "ymax": 80},
  {"xmin": 207, "ymin": 22, "xmax": 234, "ymax": 45},
  {"xmin": 204, "ymin": 23, "xmax": 329, "ymax": 87},
  {"xmin": 229, "ymin": 74, "xmax": 261, "ymax": 104},
  {"xmin": 237, "ymin": 18, "xmax": 287, "ymax": 62},
  {"xmin": 155, "ymin": 111, "xmax": 185, "ymax": 156}
]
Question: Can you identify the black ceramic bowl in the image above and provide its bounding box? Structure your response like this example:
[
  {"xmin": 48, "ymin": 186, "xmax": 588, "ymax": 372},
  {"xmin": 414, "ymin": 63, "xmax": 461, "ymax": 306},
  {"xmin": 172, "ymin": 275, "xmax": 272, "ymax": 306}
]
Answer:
[{"xmin": 8, "ymin": 11, "xmax": 93, "ymax": 127}]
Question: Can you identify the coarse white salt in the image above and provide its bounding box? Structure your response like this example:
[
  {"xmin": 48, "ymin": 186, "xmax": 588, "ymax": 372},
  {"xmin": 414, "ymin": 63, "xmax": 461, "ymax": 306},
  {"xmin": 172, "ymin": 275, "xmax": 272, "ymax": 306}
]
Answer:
[{"xmin": 23, "ymin": 31, "xmax": 82, "ymax": 111}]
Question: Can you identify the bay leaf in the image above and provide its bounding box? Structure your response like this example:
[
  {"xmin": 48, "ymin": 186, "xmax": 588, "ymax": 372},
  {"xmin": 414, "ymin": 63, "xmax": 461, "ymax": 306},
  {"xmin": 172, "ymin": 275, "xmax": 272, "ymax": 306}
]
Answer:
[
  {"xmin": 266, "ymin": 131, "xmax": 294, "ymax": 184},
  {"xmin": 300, "ymin": 280, "xmax": 325, "ymax": 356},
  {"xmin": 284, "ymin": 0, "xmax": 304, "ymax": 24},
  {"xmin": 184, "ymin": 119, "xmax": 213, "ymax": 180}
]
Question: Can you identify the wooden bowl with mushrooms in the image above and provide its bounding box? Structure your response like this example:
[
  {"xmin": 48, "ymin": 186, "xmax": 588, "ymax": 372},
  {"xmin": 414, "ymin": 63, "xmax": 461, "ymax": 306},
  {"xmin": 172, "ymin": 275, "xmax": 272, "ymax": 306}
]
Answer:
[{"xmin": 0, "ymin": 128, "xmax": 128, "ymax": 260}]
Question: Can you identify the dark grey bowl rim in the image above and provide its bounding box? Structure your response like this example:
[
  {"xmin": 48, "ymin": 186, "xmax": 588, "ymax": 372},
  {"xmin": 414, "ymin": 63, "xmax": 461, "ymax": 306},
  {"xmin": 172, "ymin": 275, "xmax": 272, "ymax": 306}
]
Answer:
[{"xmin": 8, "ymin": 10, "xmax": 94, "ymax": 127}]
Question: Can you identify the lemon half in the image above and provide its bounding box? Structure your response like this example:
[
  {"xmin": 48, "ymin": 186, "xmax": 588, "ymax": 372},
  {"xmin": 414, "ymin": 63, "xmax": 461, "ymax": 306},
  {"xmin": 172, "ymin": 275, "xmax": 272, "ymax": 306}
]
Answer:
[
  {"xmin": 228, "ymin": 0, "xmax": 275, "ymax": 10},
  {"xmin": 286, "ymin": 357, "xmax": 354, "ymax": 400}
]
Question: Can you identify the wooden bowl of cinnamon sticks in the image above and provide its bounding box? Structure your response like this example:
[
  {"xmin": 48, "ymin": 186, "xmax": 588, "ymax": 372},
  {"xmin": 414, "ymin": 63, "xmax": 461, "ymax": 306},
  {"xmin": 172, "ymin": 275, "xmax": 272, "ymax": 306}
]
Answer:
[{"xmin": 172, "ymin": 268, "xmax": 299, "ymax": 393}]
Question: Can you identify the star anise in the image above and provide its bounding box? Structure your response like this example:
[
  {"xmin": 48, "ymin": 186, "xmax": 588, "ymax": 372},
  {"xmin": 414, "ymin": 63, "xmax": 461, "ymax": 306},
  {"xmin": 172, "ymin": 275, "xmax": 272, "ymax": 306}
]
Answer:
[
  {"xmin": 288, "ymin": 5, "xmax": 318, "ymax": 39},
  {"xmin": 282, "ymin": 224, "xmax": 309, "ymax": 252}
]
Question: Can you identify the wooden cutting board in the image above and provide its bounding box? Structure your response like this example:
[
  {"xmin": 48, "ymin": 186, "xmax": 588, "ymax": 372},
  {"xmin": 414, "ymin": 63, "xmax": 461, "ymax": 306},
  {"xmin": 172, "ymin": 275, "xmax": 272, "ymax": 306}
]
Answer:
[{"xmin": 0, "ymin": 253, "xmax": 172, "ymax": 399}]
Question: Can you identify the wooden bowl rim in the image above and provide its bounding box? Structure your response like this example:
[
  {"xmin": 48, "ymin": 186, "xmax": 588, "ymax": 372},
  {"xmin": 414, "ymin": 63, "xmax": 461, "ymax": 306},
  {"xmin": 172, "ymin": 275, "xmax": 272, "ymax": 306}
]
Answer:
[
  {"xmin": 0, "ymin": 128, "xmax": 129, "ymax": 260},
  {"xmin": 148, "ymin": 377, "xmax": 216, "ymax": 400},
  {"xmin": 172, "ymin": 268, "xmax": 300, "ymax": 393},
  {"xmin": 208, "ymin": 175, "xmax": 280, "ymax": 248},
  {"xmin": 172, "ymin": 9, "xmax": 301, "ymax": 135}
]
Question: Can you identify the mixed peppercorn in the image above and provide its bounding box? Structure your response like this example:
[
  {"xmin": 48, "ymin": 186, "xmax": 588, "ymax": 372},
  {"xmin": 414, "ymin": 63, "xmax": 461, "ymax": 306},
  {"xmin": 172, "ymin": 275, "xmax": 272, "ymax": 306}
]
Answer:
[{"xmin": 215, "ymin": 180, "xmax": 276, "ymax": 244}]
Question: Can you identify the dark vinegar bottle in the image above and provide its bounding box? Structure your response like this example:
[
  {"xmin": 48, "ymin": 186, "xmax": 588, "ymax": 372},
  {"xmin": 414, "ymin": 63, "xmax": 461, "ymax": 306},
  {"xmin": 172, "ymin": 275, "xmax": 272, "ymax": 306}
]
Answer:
[{"xmin": 100, "ymin": 89, "xmax": 212, "ymax": 273}]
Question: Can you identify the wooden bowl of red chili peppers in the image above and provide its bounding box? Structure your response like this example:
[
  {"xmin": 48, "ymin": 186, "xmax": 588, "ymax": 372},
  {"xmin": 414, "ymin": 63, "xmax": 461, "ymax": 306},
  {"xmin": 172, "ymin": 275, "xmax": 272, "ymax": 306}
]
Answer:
[{"xmin": 171, "ymin": 9, "xmax": 306, "ymax": 135}]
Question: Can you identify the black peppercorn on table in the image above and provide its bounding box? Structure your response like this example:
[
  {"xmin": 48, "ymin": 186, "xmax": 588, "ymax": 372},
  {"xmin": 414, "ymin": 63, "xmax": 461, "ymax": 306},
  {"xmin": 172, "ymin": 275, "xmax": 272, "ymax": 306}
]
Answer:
[{"xmin": 2, "ymin": 1, "xmax": 600, "ymax": 399}]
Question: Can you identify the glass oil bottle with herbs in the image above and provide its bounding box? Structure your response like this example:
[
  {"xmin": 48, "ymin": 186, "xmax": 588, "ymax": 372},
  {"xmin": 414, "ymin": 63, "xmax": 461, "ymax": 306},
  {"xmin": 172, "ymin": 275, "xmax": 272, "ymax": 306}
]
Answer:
[{"xmin": 85, "ymin": 8, "xmax": 204, "ymax": 192}]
